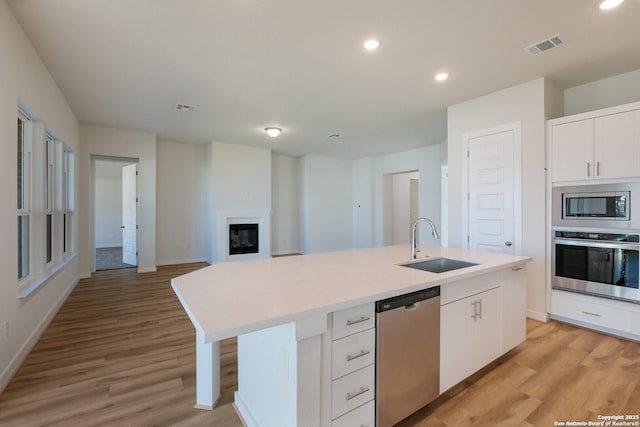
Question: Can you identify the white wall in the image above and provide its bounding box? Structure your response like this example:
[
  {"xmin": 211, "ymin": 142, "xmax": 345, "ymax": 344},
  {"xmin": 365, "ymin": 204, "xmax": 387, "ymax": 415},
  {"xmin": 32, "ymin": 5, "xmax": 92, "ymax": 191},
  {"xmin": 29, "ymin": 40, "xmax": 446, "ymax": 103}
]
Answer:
[
  {"xmin": 564, "ymin": 68, "xmax": 640, "ymax": 116},
  {"xmin": 0, "ymin": 1, "xmax": 80, "ymax": 393},
  {"xmin": 156, "ymin": 140, "xmax": 209, "ymax": 265},
  {"xmin": 447, "ymin": 78, "xmax": 562, "ymax": 321},
  {"xmin": 272, "ymin": 154, "xmax": 300, "ymax": 255},
  {"xmin": 352, "ymin": 157, "xmax": 375, "ymax": 249},
  {"xmin": 300, "ymin": 155, "xmax": 353, "ymax": 254},
  {"xmin": 352, "ymin": 146, "xmax": 442, "ymax": 250},
  {"xmin": 95, "ymin": 177, "xmax": 123, "ymax": 247},
  {"xmin": 210, "ymin": 142, "xmax": 272, "ymax": 263},
  {"xmin": 391, "ymin": 172, "xmax": 419, "ymax": 245},
  {"xmin": 79, "ymin": 125, "xmax": 157, "ymax": 274}
]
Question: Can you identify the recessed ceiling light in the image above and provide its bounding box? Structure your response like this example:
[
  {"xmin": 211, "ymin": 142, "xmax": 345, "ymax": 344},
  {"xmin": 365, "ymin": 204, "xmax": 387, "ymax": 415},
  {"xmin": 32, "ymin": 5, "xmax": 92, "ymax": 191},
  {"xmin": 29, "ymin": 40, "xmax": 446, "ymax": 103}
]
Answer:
[
  {"xmin": 434, "ymin": 72, "xmax": 449, "ymax": 82},
  {"xmin": 363, "ymin": 39, "xmax": 381, "ymax": 50},
  {"xmin": 598, "ymin": 0, "xmax": 624, "ymax": 9},
  {"xmin": 264, "ymin": 127, "xmax": 282, "ymax": 137}
]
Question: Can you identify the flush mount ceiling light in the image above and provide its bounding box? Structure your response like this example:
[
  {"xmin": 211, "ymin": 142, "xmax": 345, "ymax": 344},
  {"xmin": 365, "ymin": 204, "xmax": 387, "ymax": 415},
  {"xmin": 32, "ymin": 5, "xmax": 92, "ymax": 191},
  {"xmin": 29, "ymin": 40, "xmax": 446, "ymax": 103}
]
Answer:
[
  {"xmin": 264, "ymin": 127, "xmax": 282, "ymax": 137},
  {"xmin": 363, "ymin": 39, "xmax": 381, "ymax": 50},
  {"xmin": 598, "ymin": 0, "xmax": 624, "ymax": 9},
  {"xmin": 434, "ymin": 72, "xmax": 449, "ymax": 82}
]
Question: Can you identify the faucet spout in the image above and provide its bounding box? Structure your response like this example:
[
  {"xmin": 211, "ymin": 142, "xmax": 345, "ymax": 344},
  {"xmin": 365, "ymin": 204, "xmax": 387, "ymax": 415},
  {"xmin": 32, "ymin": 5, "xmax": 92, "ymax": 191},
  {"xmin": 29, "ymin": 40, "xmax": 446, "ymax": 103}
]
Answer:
[{"xmin": 411, "ymin": 218, "xmax": 440, "ymax": 259}]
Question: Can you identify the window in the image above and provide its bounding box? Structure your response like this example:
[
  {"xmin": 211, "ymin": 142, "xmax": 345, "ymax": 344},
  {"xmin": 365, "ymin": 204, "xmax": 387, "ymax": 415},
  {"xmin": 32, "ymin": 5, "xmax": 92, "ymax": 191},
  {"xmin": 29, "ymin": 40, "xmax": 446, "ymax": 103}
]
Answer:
[
  {"xmin": 17, "ymin": 113, "xmax": 31, "ymax": 281},
  {"xmin": 16, "ymin": 102, "xmax": 76, "ymax": 296},
  {"xmin": 44, "ymin": 136, "xmax": 54, "ymax": 264},
  {"xmin": 62, "ymin": 149, "xmax": 74, "ymax": 255}
]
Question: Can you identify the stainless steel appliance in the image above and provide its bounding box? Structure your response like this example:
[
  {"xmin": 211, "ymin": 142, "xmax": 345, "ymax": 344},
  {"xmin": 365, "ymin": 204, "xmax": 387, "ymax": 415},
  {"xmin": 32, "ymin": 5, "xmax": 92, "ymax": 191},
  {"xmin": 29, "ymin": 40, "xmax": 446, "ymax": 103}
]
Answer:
[
  {"xmin": 552, "ymin": 182, "xmax": 640, "ymax": 229},
  {"xmin": 376, "ymin": 286, "xmax": 440, "ymax": 427},
  {"xmin": 552, "ymin": 229, "xmax": 640, "ymax": 302}
]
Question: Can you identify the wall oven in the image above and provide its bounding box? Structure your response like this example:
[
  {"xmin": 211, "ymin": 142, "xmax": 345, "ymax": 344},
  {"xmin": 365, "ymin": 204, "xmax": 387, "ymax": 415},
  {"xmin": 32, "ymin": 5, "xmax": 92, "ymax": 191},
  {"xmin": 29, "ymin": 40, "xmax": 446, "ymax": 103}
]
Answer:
[
  {"xmin": 552, "ymin": 230, "xmax": 640, "ymax": 302},
  {"xmin": 552, "ymin": 182, "xmax": 640, "ymax": 302}
]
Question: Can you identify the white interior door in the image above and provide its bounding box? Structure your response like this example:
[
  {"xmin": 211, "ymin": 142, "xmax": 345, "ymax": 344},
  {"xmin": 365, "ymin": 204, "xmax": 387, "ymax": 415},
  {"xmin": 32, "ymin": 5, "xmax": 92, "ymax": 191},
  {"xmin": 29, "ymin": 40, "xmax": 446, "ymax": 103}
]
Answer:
[
  {"xmin": 467, "ymin": 130, "xmax": 515, "ymax": 254},
  {"xmin": 122, "ymin": 164, "xmax": 138, "ymax": 266}
]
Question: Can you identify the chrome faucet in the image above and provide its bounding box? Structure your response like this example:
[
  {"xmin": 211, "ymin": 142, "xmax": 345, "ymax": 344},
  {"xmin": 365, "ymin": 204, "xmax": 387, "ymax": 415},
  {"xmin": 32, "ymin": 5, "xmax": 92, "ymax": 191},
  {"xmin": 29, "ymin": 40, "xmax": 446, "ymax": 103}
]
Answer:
[{"xmin": 411, "ymin": 218, "xmax": 440, "ymax": 259}]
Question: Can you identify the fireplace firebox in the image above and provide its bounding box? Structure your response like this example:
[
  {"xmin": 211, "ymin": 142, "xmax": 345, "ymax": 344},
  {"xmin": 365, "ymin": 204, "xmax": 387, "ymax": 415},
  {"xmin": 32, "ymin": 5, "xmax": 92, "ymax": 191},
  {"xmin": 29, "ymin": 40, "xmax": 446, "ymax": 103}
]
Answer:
[{"xmin": 229, "ymin": 223, "xmax": 259, "ymax": 255}]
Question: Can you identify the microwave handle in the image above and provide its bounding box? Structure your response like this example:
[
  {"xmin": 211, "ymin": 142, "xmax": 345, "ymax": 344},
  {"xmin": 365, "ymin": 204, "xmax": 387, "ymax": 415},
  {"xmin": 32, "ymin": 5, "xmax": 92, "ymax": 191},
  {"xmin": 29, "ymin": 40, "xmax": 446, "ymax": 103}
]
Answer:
[{"xmin": 555, "ymin": 238, "xmax": 640, "ymax": 251}]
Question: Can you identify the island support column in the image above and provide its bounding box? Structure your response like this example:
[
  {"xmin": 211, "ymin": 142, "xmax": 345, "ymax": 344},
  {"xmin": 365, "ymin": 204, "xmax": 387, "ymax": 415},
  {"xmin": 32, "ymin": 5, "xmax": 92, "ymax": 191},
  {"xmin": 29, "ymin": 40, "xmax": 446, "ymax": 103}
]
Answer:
[{"xmin": 194, "ymin": 329, "xmax": 221, "ymax": 410}]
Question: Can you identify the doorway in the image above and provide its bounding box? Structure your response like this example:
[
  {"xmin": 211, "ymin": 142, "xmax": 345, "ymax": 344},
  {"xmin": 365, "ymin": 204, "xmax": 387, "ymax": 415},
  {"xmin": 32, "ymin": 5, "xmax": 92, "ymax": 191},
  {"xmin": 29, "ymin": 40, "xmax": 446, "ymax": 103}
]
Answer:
[
  {"xmin": 94, "ymin": 157, "xmax": 138, "ymax": 270},
  {"xmin": 382, "ymin": 171, "xmax": 419, "ymax": 246}
]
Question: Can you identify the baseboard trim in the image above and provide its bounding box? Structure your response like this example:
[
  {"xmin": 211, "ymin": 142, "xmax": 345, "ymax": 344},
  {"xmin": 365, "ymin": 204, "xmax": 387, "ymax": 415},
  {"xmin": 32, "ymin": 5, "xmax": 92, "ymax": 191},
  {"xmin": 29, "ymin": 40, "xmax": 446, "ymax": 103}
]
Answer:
[
  {"xmin": 0, "ymin": 276, "xmax": 80, "ymax": 394},
  {"xmin": 526, "ymin": 309, "xmax": 549, "ymax": 322},
  {"xmin": 137, "ymin": 266, "xmax": 157, "ymax": 273},
  {"xmin": 233, "ymin": 391, "xmax": 258, "ymax": 427},
  {"xmin": 156, "ymin": 258, "xmax": 208, "ymax": 266}
]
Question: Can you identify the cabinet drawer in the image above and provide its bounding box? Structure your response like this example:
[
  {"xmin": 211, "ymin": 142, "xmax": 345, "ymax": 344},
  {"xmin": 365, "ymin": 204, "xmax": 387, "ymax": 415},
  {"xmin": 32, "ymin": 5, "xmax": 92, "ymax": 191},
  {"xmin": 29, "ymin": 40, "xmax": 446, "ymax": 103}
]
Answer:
[
  {"xmin": 332, "ymin": 303, "xmax": 375, "ymax": 340},
  {"xmin": 332, "ymin": 328, "xmax": 375, "ymax": 380},
  {"xmin": 331, "ymin": 400, "xmax": 375, "ymax": 427},
  {"xmin": 331, "ymin": 364, "xmax": 375, "ymax": 420},
  {"xmin": 551, "ymin": 290, "xmax": 630, "ymax": 332}
]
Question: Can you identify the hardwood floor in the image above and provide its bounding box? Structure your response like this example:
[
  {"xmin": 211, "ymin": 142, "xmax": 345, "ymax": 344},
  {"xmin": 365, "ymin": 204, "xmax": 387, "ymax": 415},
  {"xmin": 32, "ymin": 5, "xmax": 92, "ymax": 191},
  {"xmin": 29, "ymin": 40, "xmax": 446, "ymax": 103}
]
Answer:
[
  {"xmin": 0, "ymin": 264, "xmax": 638, "ymax": 426},
  {"xmin": 0, "ymin": 264, "xmax": 241, "ymax": 427}
]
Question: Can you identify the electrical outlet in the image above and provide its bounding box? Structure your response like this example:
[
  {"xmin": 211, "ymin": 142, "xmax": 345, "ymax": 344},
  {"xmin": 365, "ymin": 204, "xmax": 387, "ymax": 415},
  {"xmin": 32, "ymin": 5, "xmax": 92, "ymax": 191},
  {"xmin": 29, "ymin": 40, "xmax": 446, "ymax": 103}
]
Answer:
[{"xmin": 3, "ymin": 321, "xmax": 9, "ymax": 339}]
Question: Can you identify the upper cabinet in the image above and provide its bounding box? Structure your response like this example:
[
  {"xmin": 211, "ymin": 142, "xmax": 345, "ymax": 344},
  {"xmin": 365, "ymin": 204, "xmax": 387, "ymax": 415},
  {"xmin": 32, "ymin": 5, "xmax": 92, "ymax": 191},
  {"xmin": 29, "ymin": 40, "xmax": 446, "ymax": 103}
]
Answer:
[
  {"xmin": 551, "ymin": 118, "xmax": 594, "ymax": 182},
  {"xmin": 594, "ymin": 110, "xmax": 640, "ymax": 180},
  {"xmin": 550, "ymin": 103, "xmax": 640, "ymax": 183}
]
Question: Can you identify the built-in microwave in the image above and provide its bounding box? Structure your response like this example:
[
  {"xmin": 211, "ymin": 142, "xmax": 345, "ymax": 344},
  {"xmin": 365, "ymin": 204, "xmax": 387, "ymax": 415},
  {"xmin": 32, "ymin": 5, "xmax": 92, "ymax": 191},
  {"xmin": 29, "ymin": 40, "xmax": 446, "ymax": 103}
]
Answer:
[{"xmin": 553, "ymin": 183, "xmax": 640, "ymax": 229}]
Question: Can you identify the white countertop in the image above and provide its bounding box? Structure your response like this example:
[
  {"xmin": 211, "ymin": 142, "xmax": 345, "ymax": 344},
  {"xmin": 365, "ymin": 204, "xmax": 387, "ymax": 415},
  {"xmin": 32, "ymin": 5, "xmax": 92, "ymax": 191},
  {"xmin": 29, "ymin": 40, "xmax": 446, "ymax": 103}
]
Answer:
[{"xmin": 171, "ymin": 245, "xmax": 531, "ymax": 343}]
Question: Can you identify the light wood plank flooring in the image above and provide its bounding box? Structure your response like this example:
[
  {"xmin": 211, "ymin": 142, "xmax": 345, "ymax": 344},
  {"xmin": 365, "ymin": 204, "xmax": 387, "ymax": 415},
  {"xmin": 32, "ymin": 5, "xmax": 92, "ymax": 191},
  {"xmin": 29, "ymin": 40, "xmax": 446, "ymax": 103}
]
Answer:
[{"xmin": 0, "ymin": 264, "xmax": 638, "ymax": 426}]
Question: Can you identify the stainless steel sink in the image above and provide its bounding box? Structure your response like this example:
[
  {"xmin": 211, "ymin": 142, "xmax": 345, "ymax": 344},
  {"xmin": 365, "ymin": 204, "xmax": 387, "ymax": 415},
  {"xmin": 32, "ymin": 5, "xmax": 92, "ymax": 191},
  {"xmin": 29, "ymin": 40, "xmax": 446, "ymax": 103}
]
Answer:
[{"xmin": 400, "ymin": 258, "xmax": 478, "ymax": 273}]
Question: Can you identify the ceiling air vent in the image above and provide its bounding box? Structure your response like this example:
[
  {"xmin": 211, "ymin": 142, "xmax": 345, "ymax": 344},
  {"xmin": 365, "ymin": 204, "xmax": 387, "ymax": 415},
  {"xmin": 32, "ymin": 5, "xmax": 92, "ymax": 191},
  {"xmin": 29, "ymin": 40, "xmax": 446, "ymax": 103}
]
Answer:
[
  {"xmin": 525, "ymin": 35, "xmax": 564, "ymax": 56},
  {"xmin": 176, "ymin": 103, "xmax": 197, "ymax": 112}
]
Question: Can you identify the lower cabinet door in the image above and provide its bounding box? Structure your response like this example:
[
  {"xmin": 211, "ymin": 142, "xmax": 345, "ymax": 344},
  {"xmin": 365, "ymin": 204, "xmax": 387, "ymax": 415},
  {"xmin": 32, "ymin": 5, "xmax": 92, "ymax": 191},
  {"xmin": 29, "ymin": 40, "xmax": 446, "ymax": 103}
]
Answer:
[
  {"xmin": 440, "ymin": 287, "xmax": 501, "ymax": 393},
  {"xmin": 331, "ymin": 400, "xmax": 375, "ymax": 427}
]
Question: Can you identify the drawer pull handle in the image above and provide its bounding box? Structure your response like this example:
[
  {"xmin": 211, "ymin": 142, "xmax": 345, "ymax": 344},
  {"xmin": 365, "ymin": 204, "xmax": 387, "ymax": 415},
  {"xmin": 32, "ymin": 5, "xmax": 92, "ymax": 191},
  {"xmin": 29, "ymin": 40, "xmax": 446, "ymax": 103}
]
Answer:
[
  {"xmin": 346, "ymin": 386, "xmax": 369, "ymax": 401},
  {"xmin": 346, "ymin": 349, "xmax": 370, "ymax": 361},
  {"xmin": 512, "ymin": 266, "xmax": 523, "ymax": 271},
  {"xmin": 581, "ymin": 311, "xmax": 602, "ymax": 318},
  {"xmin": 346, "ymin": 316, "xmax": 370, "ymax": 326}
]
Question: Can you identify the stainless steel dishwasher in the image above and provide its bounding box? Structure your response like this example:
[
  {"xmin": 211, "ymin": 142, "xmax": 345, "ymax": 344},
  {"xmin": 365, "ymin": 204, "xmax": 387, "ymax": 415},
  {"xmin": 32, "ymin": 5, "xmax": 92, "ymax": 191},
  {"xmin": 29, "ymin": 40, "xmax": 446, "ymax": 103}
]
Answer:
[{"xmin": 376, "ymin": 286, "xmax": 440, "ymax": 427}]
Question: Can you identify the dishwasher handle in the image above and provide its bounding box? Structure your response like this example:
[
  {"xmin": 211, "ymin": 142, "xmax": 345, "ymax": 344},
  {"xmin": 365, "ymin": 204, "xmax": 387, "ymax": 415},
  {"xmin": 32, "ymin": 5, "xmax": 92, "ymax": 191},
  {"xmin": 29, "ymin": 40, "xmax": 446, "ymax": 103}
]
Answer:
[{"xmin": 376, "ymin": 286, "xmax": 440, "ymax": 313}]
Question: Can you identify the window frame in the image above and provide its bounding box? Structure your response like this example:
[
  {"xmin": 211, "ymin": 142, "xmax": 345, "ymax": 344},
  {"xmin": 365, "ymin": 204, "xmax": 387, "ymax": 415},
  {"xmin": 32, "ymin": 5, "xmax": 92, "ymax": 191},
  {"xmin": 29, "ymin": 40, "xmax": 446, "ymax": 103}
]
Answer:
[{"xmin": 18, "ymin": 111, "xmax": 32, "ymax": 282}]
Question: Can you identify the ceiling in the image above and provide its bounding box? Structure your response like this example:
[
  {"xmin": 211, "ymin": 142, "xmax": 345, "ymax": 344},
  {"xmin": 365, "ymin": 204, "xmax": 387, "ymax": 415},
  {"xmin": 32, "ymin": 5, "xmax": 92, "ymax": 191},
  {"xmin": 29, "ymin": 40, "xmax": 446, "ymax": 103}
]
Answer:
[{"xmin": 8, "ymin": 0, "xmax": 640, "ymax": 159}]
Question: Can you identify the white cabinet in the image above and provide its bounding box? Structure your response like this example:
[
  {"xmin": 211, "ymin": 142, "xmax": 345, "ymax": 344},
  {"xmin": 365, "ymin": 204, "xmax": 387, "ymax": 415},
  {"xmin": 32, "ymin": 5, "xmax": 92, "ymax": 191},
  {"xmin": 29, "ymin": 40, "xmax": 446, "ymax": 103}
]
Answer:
[
  {"xmin": 550, "ymin": 289, "xmax": 636, "ymax": 335},
  {"xmin": 550, "ymin": 107, "xmax": 640, "ymax": 183},
  {"xmin": 440, "ymin": 286, "xmax": 501, "ymax": 393},
  {"xmin": 594, "ymin": 110, "xmax": 640, "ymax": 180},
  {"xmin": 331, "ymin": 400, "xmax": 375, "ymax": 427},
  {"xmin": 330, "ymin": 303, "xmax": 375, "ymax": 425},
  {"xmin": 551, "ymin": 119, "xmax": 594, "ymax": 182}
]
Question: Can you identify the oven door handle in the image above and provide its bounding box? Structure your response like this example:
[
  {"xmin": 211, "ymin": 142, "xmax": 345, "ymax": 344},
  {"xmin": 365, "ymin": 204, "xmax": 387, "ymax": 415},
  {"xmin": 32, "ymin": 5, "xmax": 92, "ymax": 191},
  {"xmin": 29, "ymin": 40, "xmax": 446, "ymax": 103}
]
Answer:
[{"xmin": 554, "ymin": 238, "xmax": 640, "ymax": 251}]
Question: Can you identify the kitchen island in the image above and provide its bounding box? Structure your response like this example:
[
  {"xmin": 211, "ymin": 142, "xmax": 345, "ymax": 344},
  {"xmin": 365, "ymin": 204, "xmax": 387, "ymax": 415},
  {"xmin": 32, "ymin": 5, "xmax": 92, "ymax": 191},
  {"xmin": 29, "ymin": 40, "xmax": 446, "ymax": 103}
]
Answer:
[{"xmin": 171, "ymin": 244, "xmax": 530, "ymax": 426}]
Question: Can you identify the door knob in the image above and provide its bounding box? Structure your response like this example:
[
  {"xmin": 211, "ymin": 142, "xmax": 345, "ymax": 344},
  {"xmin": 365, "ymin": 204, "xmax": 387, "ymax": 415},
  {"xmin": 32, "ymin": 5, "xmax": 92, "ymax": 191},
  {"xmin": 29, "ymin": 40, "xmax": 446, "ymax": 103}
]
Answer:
[{"xmin": 505, "ymin": 241, "xmax": 512, "ymax": 247}]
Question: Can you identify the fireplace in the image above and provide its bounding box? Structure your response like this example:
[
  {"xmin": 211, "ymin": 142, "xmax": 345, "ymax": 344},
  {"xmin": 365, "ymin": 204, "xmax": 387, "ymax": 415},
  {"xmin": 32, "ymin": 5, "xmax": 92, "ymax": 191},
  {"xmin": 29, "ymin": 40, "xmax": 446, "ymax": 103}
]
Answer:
[
  {"xmin": 229, "ymin": 223, "xmax": 259, "ymax": 255},
  {"xmin": 217, "ymin": 209, "xmax": 270, "ymax": 262}
]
